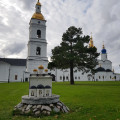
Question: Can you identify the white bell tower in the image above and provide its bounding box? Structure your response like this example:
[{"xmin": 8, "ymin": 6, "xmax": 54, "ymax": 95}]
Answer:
[{"xmin": 27, "ymin": 0, "xmax": 48, "ymax": 73}]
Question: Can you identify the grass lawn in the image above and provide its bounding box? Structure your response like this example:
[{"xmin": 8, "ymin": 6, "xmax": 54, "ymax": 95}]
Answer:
[{"xmin": 0, "ymin": 81, "xmax": 120, "ymax": 120}]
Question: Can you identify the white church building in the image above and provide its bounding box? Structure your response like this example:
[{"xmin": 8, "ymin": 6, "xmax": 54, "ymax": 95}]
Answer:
[{"xmin": 0, "ymin": 0, "xmax": 120, "ymax": 82}]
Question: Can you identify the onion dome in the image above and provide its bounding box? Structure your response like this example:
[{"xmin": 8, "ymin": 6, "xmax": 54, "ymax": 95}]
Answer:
[
  {"xmin": 45, "ymin": 69, "xmax": 48, "ymax": 72},
  {"xmin": 101, "ymin": 44, "xmax": 107, "ymax": 54},
  {"xmin": 38, "ymin": 65, "xmax": 44, "ymax": 69},
  {"xmin": 32, "ymin": 13, "xmax": 45, "ymax": 20},
  {"xmin": 30, "ymin": 86, "xmax": 37, "ymax": 89},
  {"xmin": 96, "ymin": 67, "xmax": 106, "ymax": 72},
  {"xmin": 37, "ymin": 85, "xmax": 45, "ymax": 89},
  {"xmin": 33, "ymin": 69, "xmax": 38, "ymax": 72}
]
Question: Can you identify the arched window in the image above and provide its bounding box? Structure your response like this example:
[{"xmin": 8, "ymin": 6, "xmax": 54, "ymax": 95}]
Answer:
[
  {"xmin": 37, "ymin": 30, "xmax": 41, "ymax": 38},
  {"xmin": 36, "ymin": 47, "xmax": 41, "ymax": 55}
]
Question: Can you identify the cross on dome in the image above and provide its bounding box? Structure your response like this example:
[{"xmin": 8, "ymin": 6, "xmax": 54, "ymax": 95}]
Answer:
[{"xmin": 36, "ymin": 0, "xmax": 41, "ymax": 6}]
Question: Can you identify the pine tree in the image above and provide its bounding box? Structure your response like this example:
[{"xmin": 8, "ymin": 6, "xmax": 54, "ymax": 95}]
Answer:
[{"xmin": 48, "ymin": 26, "xmax": 99, "ymax": 84}]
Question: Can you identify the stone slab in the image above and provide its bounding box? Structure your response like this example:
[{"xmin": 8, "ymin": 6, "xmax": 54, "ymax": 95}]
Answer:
[{"xmin": 22, "ymin": 94, "xmax": 60, "ymax": 105}]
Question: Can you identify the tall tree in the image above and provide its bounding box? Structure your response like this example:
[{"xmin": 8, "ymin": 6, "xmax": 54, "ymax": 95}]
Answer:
[{"xmin": 48, "ymin": 26, "xmax": 99, "ymax": 84}]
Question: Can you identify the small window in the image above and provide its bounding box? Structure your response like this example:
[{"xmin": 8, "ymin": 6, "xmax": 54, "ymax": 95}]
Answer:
[
  {"xmin": 36, "ymin": 47, "xmax": 41, "ymax": 55},
  {"xmin": 37, "ymin": 30, "xmax": 41, "ymax": 38},
  {"xmin": 66, "ymin": 76, "xmax": 68, "ymax": 80},
  {"xmin": 110, "ymin": 76, "xmax": 111, "ymax": 79},
  {"xmin": 38, "ymin": 7, "xmax": 39, "ymax": 9},
  {"xmin": 103, "ymin": 76, "xmax": 104, "ymax": 79},
  {"xmin": 99, "ymin": 76, "xmax": 101, "ymax": 79},
  {"xmin": 15, "ymin": 75, "xmax": 17, "ymax": 80},
  {"xmin": 75, "ymin": 77, "xmax": 77, "ymax": 79},
  {"xmin": 31, "ymin": 91, "xmax": 34, "ymax": 96},
  {"xmin": 78, "ymin": 77, "xmax": 80, "ymax": 79},
  {"xmin": 38, "ymin": 21, "xmax": 40, "ymax": 24},
  {"xmin": 46, "ymin": 90, "xmax": 49, "ymax": 96},
  {"xmin": 39, "ymin": 90, "xmax": 42, "ymax": 95}
]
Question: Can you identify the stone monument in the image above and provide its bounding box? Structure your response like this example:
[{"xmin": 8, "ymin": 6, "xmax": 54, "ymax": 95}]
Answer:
[{"xmin": 14, "ymin": 66, "xmax": 70, "ymax": 116}]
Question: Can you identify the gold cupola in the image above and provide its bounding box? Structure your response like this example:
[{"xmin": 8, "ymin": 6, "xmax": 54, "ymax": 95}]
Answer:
[
  {"xmin": 89, "ymin": 33, "xmax": 94, "ymax": 48},
  {"xmin": 31, "ymin": 0, "xmax": 45, "ymax": 21}
]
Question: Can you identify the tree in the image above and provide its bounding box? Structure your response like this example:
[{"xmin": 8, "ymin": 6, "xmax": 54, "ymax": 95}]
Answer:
[{"xmin": 48, "ymin": 26, "xmax": 99, "ymax": 84}]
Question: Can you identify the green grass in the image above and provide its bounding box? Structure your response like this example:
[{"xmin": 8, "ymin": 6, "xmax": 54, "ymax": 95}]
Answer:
[{"xmin": 0, "ymin": 81, "xmax": 120, "ymax": 120}]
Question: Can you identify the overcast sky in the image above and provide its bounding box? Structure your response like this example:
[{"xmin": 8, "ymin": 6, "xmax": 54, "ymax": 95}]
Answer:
[{"xmin": 0, "ymin": 0, "xmax": 120, "ymax": 72}]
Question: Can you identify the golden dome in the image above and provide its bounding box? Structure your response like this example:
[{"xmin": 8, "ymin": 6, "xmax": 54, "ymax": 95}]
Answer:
[
  {"xmin": 36, "ymin": 0, "xmax": 41, "ymax": 5},
  {"xmin": 45, "ymin": 69, "xmax": 48, "ymax": 72},
  {"xmin": 33, "ymin": 69, "xmax": 38, "ymax": 72},
  {"xmin": 32, "ymin": 13, "xmax": 45, "ymax": 20},
  {"xmin": 38, "ymin": 65, "xmax": 44, "ymax": 69}
]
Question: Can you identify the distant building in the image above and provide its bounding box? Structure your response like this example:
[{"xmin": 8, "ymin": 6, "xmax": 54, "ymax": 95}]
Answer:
[
  {"xmin": 0, "ymin": 58, "xmax": 26, "ymax": 82},
  {"xmin": 50, "ymin": 38, "xmax": 120, "ymax": 82},
  {"xmin": 0, "ymin": 0, "xmax": 120, "ymax": 82}
]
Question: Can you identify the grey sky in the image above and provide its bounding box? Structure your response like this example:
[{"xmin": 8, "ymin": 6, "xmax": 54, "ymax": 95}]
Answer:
[{"xmin": 0, "ymin": 0, "xmax": 120, "ymax": 72}]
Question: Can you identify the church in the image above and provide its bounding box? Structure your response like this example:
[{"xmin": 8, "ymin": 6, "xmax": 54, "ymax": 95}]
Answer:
[{"xmin": 0, "ymin": 0, "xmax": 120, "ymax": 82}]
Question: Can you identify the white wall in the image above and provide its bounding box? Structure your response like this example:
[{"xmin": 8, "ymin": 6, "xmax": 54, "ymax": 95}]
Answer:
[
  {"xmin": 10, "ymin": 66, "xmax": 26, "ymax": 82},
  {"xmin": 0, "ymin": 61, "xmax": 10, "ymax": 82}
]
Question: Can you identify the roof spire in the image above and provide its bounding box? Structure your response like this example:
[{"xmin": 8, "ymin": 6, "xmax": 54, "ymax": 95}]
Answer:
[
  {"xmin": 103, "ymin": 41, "xmax": 105, "ymax": 49},
  {"xmin": 89, "ymin": 32, "xmax": 94, "ymax": 48},
  {"xmin": 36, "ymin": 0, "xmax": 41, "ymax": 5}
]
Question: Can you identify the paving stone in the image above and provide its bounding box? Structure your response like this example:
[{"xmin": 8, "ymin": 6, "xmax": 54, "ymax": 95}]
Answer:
[
  {"xmin": 32, "ymin": 105, "xmax": 37, "ymax": 109},
  {"xmin": 37, "ymin": 105, "xmax": 41, "ymax": 109},
  {"xmin": 50, "ymin": 104, "xmax": 54, "ymax": 107},
  {"xmin": 16, "ymin": 103, "xmax": 23, "ymax": 108},
  {"xmin": 47, "ymin": 111, "xmax": 50, "ymax": 116},
  {"xmin": 33, "ymin": 108, "xmax": 38, "ymax": 113},
  {"xmin": 42, "ymin": 110, "xmax": 47, "ymax": 115},
  {"xmin": 63, "ymin": 106, "xmax": 68, "ymax": 113},
  {"xmin": 35, "ymin": 111, "xmax": 40, "ymax": 116},
  {"xmin": 53, "ymin": 107, "xmax": 60, "ymax": 113},
  {"xmin": 25, "ymin": 109, "xmax": 30, "ymax": 114},
  {"xmin": 57, "ymin": 102, "xmax": 63, "ymax": 107},
  {"xmin": 41, "ymin": 105, "xmax": 51, "ymax": 111},
  {"xmin": 26, "ymin": 105, "xmax": 32, "ymax": 111},
  {"xmin": 57, "ymin": 105, "xmax": 61, "ymax": 109}
]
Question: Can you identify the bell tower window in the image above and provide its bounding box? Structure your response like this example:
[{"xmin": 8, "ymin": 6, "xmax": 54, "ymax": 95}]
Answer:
[
  {"xmin": 36, "ymin": 47, "xmax": 41, "ymax": 55},
  {"xmin": 37, "ymin": 30, "xmax": 41, "ymax": 38}
]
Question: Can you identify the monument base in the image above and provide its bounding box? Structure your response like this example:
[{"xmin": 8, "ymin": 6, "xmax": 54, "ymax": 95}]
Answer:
[
  {"xmin": 22, "ymin": 94, "xmax": 60, "ymax": 105},
  {"xmin": 13, "ymin": 100, "xmax": 70, "ymax": 117}
]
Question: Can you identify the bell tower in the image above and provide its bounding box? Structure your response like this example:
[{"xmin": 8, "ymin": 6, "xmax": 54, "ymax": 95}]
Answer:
[{"xmin": 27, "ymin": 0, "xmax": 48, "ymax": 73}]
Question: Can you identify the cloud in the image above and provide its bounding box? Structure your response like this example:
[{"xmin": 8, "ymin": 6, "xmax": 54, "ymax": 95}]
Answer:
[{"xmin": 0, "ymin": 0, "xmax": 120, "ymax": 72}]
